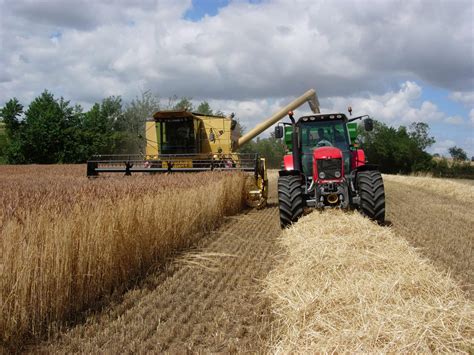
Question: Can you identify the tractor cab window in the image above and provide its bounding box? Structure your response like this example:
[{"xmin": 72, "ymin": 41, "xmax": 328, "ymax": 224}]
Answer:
[
  {"xmin": 300, "ymin": 121, "xmax": 351, "ymax": 176},
  {"xmin": 301, "ymin": 122, "xmax": 349, "ymax": 150},
  {"xmin": 158, "ymin": 118, "xmax": 197, "ymax": 154}
]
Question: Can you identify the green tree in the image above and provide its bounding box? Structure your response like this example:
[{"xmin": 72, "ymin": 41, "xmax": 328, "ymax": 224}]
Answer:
[
  {"xmin": 196, "ymin": 101, "xmax": 213, "ymax": 115},
  {"xmin": 448, "ymin": 146, "xmax": 467, "ymax": 161},
  {"xmin": 81, "ymin": 96, "xmax": 124, "ymax": 156},
  {"xmin": 359, "ymin": 120, "xmax": 432, "ymax": 174},
  {"xmin": 0, "ymin": 98, "xmax": 24, "ymax": 136},
  {"xmin": 173, "ymin": 97, "xmax": 193, "ymax": 111},
  {"xmin": 408, "ymin": 122, "xmax": 435, "ymax": 150},
  {"xmin": 0, "ymin": 98, "xmax": 25, "ymax": 163},
  {"xmin": 237, "ymin": 120, "xmax": 286, "ymax": 169},
  {"xmin": 117, "ymin": 91, "xmax": 161, "ymax": 154},
  {"xmin": 0, "ymin": 122, "xmax": 7, "ymax": 163},
  {"xmin": 256, "ymin": 134, "xmax": 286, "ymax": 168},
  {"xmin": 17, "ymin": 91, "xmax": 75, "ymax": 163}
]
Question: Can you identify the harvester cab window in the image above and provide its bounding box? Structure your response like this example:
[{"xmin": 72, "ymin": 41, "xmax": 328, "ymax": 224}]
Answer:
[{"xmin": 159, "ymin": 118, "xmax": 197, "ymax": 154}]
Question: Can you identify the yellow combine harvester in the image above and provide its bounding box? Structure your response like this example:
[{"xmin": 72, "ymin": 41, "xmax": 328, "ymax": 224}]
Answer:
[{"xmin": 87, "ymin": 89, "xmax": 319, "ymax": 207}]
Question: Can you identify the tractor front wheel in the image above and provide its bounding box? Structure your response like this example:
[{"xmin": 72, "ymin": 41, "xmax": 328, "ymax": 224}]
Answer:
[
  {"xmin": 278, "ymin": 175, "xmax": 304, "ymax": 228},
  {"xmin": 357, "ymin": 170, "xmax": 385, "ymax": 224}
]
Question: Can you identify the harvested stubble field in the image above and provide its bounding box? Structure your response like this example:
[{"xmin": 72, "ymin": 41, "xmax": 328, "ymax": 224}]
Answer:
[
  {"xmin": 0, "ymin": 165, "xmax": 245, "ymax": 350},
  {"xmin": 1, "ymin": 167, "xmax": 473, "ymax": 353},
  {"xmin": 384, "ymin": 174, "xmax": 473, "ymax": 297}
]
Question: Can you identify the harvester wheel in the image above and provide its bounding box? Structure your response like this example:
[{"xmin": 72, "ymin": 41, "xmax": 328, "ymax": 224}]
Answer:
[
  {"xmin": 357, "ymin": 170, "xmax": 385, "ymax": 224},
  {"xmin": 278, "ymin": 175, "xmax": 304, "ymax": 228}
]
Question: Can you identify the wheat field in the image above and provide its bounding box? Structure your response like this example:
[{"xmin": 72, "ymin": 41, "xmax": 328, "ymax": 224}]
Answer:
[
  {"xmin": 2, "ymin": 166, "xmax": 473, "ymax": 352},
  {"xmin": 0, "ymin": 165, "xmax": 245, "ymax": 349}
]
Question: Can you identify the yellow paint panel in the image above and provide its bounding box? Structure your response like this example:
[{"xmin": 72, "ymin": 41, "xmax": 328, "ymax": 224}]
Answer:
[
  {"xmin": 145, "ymin": 121, "xmax": 158, "ymax": 157},
  {"xmin": 162, "ymin": 160, "xmax": 193, "ymax": 168},
  {"xmin": 145, "ymin": 114, "xmax": 234, "ymax": 156},
  {"xmin": 200, "ymin": 117, "xmax": 233, "ymax": 154}
]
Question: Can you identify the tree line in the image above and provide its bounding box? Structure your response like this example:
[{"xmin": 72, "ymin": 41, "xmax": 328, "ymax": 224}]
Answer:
[
  {"xmin": 0, "ymin": 90, "xmax": 472, "ymax": 177},
  {"xmin": 358, "ymin": 121, "xmax": 473, "ymax": 178},
  {"xmin": 0, "ymin": 91, "xmax": 216, "ymax": 164}
]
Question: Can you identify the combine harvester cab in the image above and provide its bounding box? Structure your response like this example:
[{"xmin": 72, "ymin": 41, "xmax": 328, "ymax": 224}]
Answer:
[
  {"xmin": 275, "ymin": 109, "xmax": 385, "ymax": 227},
  {"xmin": 87, "ymin": 90, "xmax": 320, "ymax": 209}
]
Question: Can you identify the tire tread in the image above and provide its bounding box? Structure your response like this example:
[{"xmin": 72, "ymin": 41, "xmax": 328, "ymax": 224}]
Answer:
[
  {"xmin": 278, "ymin": 175, "xmax": 304, "ymax": 228},
  {"xmin": 357, "ymin": 170, "xmax": 385, "ymax": 224}
]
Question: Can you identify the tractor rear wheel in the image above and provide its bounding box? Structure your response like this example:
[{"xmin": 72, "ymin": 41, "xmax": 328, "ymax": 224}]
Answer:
[
  {"xmin": 357, "ymin": 170, "xmax": 385, "ymax": 224},
  {"xmin": 278, "ymin": 175, "xmax": 304, "ymax": 228}
]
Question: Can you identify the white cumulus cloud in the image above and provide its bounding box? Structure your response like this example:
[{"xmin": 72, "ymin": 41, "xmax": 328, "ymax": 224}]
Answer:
[
  {"xmin": 0, "ymin": 0, "xmax": 473, "ymax": 106},
  {"xmin": 323, "ymin": 81, "xmax": 446, "ymax": 126},
  {"xmin": 450, "ymin": 91, "xmax": 474, "ymax": 108}
]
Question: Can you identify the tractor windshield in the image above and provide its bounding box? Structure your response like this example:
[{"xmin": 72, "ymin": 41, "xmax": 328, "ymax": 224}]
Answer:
[
  {"xmin": 158, "ymin": 118, "xmax": 197, "ymax": 154},
  {"xmin": 300, "ymin": 121, "xmax": 351, "ymax": 176}
]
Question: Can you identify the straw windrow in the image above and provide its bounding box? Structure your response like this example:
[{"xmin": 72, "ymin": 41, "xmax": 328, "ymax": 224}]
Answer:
[{"xmin": 265, "ymin": 210, "xmax": 474, "ymax": 353}]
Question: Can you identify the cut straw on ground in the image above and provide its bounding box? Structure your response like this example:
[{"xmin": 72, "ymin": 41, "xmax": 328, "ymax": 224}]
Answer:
[
  {"xmin": 265, "ymin": 210, "xmax": 474, "ymax": 353},
  {"xmin": 383, "ymin": 174, "xmax": 474, "ymax": 202}
]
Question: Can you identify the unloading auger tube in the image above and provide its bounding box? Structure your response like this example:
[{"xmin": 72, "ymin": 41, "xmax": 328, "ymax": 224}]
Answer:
[
  {"xmin": 236, "ymin": 89, "xmax": 320, "ymax": 148},
  {"xmin": 239, "ymin": 89, "xmax": 319, "ymax": 209}
]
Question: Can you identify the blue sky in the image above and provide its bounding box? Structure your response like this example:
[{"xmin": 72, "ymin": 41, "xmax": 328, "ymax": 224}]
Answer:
[
  {"xmin": 184, "ymin": 0, "xmax": 230, "ymax": 21},
  {"xmin": 416, "ymin": 82, "xmax": 472, "ymax": 156},
  {"xmin": 1, "ymin": 0, "xmax": 473, "ymax": 156}
]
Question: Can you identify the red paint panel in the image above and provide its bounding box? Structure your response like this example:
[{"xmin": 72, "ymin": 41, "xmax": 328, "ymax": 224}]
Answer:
[
  {"xmin": 283, "ymin": 154, "xmax": 293, "ymax": 170},
  {"xmin": 351, "ymin": 149, "xmax": 366, "ymax": 168},
  {"xmin": 313, "ymin": 146, "xmax": 344, "ymax": 182}
]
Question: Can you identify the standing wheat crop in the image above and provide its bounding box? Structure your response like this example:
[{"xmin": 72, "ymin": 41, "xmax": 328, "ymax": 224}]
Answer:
[{"xmin": 0, "ymin": 165, "xmax": 245, "ymax": 349}]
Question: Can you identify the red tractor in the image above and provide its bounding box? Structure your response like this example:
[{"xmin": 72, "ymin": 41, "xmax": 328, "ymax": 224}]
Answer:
[{"xmin": 274, "ymin": 111, "xmax": 385, "ymax": 228}]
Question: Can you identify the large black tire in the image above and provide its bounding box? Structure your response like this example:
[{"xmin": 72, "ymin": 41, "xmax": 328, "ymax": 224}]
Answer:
[
  {"xmin": 357, "ymin": 170, "xmax": 385, "ymax": 224},
  {"xmin": 278, "ymin": 175, "xmax": 304, "ymax": 228}
]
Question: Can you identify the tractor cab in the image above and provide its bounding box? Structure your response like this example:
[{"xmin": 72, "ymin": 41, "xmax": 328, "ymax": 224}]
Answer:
[
  {"xmin": 298, "ymin": 114, "xmax": 353, "ymax": 178},
  {"xmin": 276, "ymin": 113, "xmax": 366, "ymax": 178}
]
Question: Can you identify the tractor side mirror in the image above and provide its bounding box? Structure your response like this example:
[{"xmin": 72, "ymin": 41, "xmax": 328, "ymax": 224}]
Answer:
[
  {"xmin": 364, "ymin": 118, "xmax": 374, "ymax": 132},
  {"xmin": 275, "ymin": 125, "xmax": 284, "ymax": 139}
]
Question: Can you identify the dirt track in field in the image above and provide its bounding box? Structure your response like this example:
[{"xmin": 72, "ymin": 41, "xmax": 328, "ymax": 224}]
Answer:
[{"xmin": 34, "ymin": 178, "xmax": 281, "ymax": 353}]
